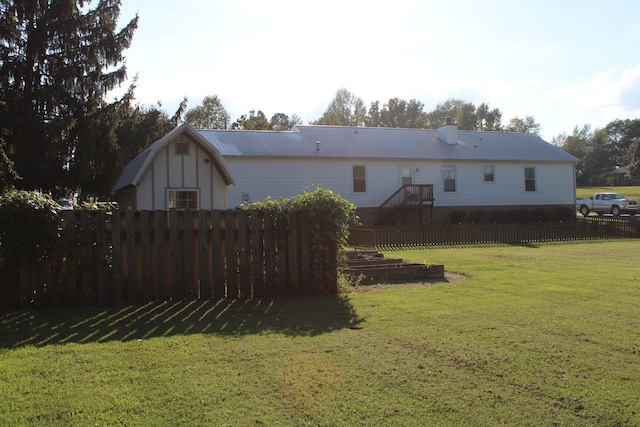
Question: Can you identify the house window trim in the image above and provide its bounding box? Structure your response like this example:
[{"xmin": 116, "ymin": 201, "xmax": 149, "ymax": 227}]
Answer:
[
  {"xmin": 352, "ymin": 165, "xmax": 367, "ymax": 193},
  {"xmin": 167, "ymin": 188, "xmax": 199, "ymax": 210},
  {"xmin": 524, "ymin": 167, "xmax": 536, "ymax": 192},
  {"xmin": 483, "ymin": 166, "xmax": 495, "ymax": 183},
  {"xmin": 443, "ymin": 165, "xmax": 456, "ymax": 193}
]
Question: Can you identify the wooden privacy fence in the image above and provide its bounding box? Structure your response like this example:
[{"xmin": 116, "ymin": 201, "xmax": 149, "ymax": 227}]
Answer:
[
  {"xmin": 349, "ymin": 217, "xmax": 640, "ymax": 248},
  {"xmin": 6, "ymin": 209, "xmax": 337, "ymax": 308}
]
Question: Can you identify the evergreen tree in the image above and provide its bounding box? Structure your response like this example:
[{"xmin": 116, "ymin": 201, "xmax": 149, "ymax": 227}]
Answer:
[{"xmin": 0, "ymin": 0, "xmax": 138, "ymax": 197}]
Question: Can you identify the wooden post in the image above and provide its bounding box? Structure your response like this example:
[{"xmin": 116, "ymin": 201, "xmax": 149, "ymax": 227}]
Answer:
[
  {"xmin": 287, "ymin": 213, "xmax": 299, "ymax": 296},
  {"xmin": 140, "ymin": 211, "xmax": 153, "ymax": 302},
  {"xmin": 211, "ymin": 210, "xmax": 225, "ymax": 298},
  {"xmin": 184, "ymin": 210, "xmax": 195, "ymax": 299},
  {"xmin": 111, "ymin": 211, "xmax": 122, "ymax": 304},
  {"xmin": 251, "ymin": 210, "xmax": 264, "ymax": 298},
  {"xmin": 198, "ymin": 210, "xmax": 212, "ymax": 300},
  {"xmin": 126, "ymin": 209, "xmax": 137, "ymax": 303},
  {"xmin": 64, "ymin": 210, "xmax": 77, "ymax": 305},
  {"xmin": 225, "ymin": 210, "xmax": 238, "ymax": 298},
  {"xmin": 155, "ymin": 211, "xmax": 167, "ymax": 301},
  {"xmin": 95, "ymin": 210, "xmax": 108, "ymax": 305},
  {"xmin": 169, "ymin": 210, "xmax": 181, "ymax": 300},
  {"xmin": 238, "ymin": 210, "xmax": 251, "ymax": 298}
]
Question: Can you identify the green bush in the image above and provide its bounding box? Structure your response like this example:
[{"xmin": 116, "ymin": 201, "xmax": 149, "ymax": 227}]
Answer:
[
  {"xmin": 448, "ymin": 210, "xmax": 467, "ymax": 224},
  {"xmin": 0, "ymin": 190, "xmax": 61, "ymax": 263},
  {"xmin": 467, "ymin": 210, "xmax": 486, "ymax": 223},
  {"xmin": 242, "ymin": 187, "xmax": 356, "ymax": 249},
  {"xmin": 529, "ymin": 207, "xmax": 549, "ymax": 222},
  {"xmin": 553, "ymin": 206, "xmax": 575, "ymax": 221},
  {"xmin": 507, "ymin": 208, "xmax": 529, "ymax": 223},
  {"xmin": 487, "ymin": 209, "xmax": 507, "ymax": 223}
]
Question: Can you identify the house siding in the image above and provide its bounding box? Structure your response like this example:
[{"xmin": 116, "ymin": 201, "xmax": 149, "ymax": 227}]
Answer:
[
  {"xmin": 135, "ymin": 136, "xmax": 228, "ymax": 210},
  {"xmin": 225, "ymin": 157, "xmax": 576, "ymax": 212}
]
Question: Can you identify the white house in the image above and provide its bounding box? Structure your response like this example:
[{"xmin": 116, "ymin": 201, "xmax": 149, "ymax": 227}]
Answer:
[{"xmin": 113, "ymin": 121, "xmax": 579, "ymax": 223}]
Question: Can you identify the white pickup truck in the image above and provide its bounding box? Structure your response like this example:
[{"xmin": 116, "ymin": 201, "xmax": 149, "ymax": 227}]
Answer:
[{"xmin": 576, "ymin": 192, "xmax": 639, "ymax": 216}]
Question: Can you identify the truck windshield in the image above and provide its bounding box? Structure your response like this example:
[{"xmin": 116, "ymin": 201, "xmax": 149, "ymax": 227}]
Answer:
[{"xmin": 610, "ymin": 194, "xmax": 625, "ymax": 199}]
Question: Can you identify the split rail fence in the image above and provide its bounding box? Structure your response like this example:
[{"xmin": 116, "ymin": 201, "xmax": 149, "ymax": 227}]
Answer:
[
  {"xmin": 3, "ymin": 210, "xmax": 337, "ymax": 308},
  {"xmin": 349, "ymin": 217, "xmax": 640, "ymax": 248}
]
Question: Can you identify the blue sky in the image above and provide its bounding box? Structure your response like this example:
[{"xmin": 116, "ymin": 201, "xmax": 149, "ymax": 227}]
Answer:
[{"xmin": 115, "ymin": 0, "xmax": 640, "ymax": 141}]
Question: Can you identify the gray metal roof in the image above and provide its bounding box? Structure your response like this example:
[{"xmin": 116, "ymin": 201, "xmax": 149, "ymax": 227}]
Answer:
[
  {"xmin": 199, "ymin": 125, "xmax": 579, "ymax": 163},
  {"xmin": 113, "ymin": 124, "xmax": 578, "ymax": 193},
  {"xmin": 112, "ymin": 123, "xmax": 235, "ymax": 193}
]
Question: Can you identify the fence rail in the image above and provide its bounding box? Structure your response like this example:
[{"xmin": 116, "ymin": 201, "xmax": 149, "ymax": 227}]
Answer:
[
  {"xmin": 2, "ymin": 210, "xmax": 337, "ymax": 309},
  {"xmin": 349, "ymin": 217, "xmax": 640, "ymax": 248}
]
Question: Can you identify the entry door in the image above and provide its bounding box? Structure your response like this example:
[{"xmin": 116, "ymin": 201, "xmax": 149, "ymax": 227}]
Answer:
[{"xmin": 400, "ymin": 166, "xmax": 413, "ymax": 186}]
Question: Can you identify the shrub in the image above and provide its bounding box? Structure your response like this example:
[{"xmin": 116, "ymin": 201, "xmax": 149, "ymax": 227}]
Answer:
[
  {"xmin": 487, "ymin": 209, "xmax": 507, "ymax": 223},
  {"xmin": 448, "ymin": 210, "xmax": 467, "ymax": 224},
  {"xmin": 507, "ymin": 208, "xmax": 529, "ymax": 223},
  {"xmin": 553, "ymin": 206, "xmax": 575, "ymax": 222},
  {"xmin": 529, "ymin": 207, "xmax": 549, "ymax": 222},
  {"xmin": 0, "ymin": 190, "xmax": 60, "ymax": 263},
  {"xmin": 467, "ymin": 209, "xmax": 486, "ymax": 223},
  {"xmin": 242, "ymin": 187, "xmax": 356, "ymax": 249}
]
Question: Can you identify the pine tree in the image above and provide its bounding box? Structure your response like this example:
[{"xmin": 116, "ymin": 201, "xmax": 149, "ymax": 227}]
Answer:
[{"xmin": 0, "ymin": 0, "xmax": 138, "ymax": 197}]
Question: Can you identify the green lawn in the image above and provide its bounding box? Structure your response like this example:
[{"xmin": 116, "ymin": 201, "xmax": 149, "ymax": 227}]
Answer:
[{"xmin": 1, "ymin": 241, "xmax": 640, "ymax": 426}]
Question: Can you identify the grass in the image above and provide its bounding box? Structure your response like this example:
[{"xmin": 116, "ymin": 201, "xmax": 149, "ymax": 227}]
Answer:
[
  {"xmin": 1, "ymin": 241, "xmax": 640, "ymax": 426},
  {"xmin": 576, "ymin": 185, "xmax": 640, "ymax": 200}
]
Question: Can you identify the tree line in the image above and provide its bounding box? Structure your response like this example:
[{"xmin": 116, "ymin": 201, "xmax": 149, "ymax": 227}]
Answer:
[{"xmin": 1, "ymin": 1, "xmax": 638, "ymax": 203}]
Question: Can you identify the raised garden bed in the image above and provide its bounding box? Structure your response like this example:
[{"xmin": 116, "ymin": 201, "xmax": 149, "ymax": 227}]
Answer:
[{"xmin": 340, "ymin": 250, "xmax": 444, "ymax": 285}]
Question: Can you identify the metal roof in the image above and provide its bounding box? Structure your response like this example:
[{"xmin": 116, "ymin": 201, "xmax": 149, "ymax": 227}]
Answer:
[
  {"xmin": 199, "ymin": 125, "xmax": 579, "ymax": 163},
  {"xmin": 113, "ymin": 124, "xmax": 578, "ymax": 193},
  {"xmin": 112, "ymin": 123, "xmax": 235, "ymax": 193}
]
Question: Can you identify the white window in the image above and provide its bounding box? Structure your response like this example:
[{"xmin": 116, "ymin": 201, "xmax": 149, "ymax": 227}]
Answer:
[
  {"xmin": 483, "ymin": 166, "xmax": 494, "ymax": 182},
  {"xmin": 168, "ymin": 189, "xmax": 198, "ymax": 209},
  {"xmin": 353, "ymin": 165, "xmax": 366, "ymax": 193},
  {"xmin": 443, "ymin": 166, "xmax": 456, "ymax": 192},
  {"xmin": 525, "ymin": 167, "xmax": 536, "ymax": 192}
]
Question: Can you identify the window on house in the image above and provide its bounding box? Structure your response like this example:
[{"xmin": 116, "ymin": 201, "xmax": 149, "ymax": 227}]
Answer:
[
  {"xmin": 483, "ymin": 166, "xmax": 494, "ymax": 182},
  {"xmin": 353, "ymin": 165, "xmax": 366, "ymax": 193},
  {"xmin": 525, "ymin": 167, "xmax": 536, "ymax": 192},
  {"xmin": 443, "ymin": 166, "xmax": 456, "ymax": 192},
  {"xmin": 168, "ymin": 190, "xmax": 198, "ymax": 209},
  {"xmin": 175, "ymin": 142, "xmax": 189, "ymax": 156}
]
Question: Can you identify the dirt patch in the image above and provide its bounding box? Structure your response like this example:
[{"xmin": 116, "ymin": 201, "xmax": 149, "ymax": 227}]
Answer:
[{"xmin": 347, "ymin": 272, "xmax": 468, "ymax": 292}]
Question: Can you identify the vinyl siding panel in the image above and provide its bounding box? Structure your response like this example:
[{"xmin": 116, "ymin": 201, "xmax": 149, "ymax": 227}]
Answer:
[
  {"xmin": 225, "ymin": 157, "xmax": 576, "ymax": 209},
  {"xmin": 134, "ymin": 139, "xmax": 229, "ymax": 210}
]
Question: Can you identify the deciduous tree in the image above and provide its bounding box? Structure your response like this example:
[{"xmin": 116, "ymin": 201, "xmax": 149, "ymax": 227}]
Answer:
[
  {"xmin": 314, "ymin": 88, "xmax": 367, "ymax": 126},
  {"xmin": 504, "ymin": 116, "xmax": 541, "ymax": 136},
  {"xmin": 270, "ymin": 113, "xmax": 302, "ymax": 131},
  {"xmin": 231, "ymin": 110, "xmax": 271, "ymax": 130},
  {"xmin": 184, "ymin": 95, "xmax": 230, "ymax": 129}
]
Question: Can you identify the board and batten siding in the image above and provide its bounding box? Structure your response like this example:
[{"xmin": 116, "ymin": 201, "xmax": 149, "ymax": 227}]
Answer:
[
  {"xmin": 136, "ymin": 136, "xmax": 228, "ymax": 210},
  {"xmin": 224, "ymin": 157, "xmax": 576, "ymax": 209}
]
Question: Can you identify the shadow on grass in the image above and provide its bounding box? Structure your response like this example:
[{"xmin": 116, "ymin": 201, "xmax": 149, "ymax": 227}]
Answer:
[{"xmin": 0, "ymin": 295, "xmax": 364, "ymax": 349}]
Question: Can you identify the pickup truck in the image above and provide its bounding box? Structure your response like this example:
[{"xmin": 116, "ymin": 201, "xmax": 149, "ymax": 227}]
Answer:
[{"xmin": 576, "ymin": 192, "xmax": 639, "ymax": 216}]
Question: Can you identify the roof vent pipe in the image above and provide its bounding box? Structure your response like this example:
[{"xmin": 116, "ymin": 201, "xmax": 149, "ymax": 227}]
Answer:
[{"xmin": 316, "ymin": 140, "xmax": 320, "ymax": 151}]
